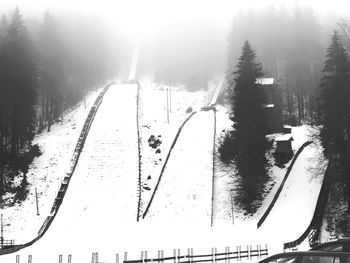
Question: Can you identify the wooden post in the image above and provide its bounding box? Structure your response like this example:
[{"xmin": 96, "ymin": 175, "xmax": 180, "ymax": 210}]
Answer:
[
  {"xmin": 124, "ymin": 252, "xmax": 128, "ymax": 262},
  {"xmin": 158, "ymin": 250, "xmax": 161, "ymax": 262},
  {"xmin": 215, "ymin": 248, "xmax": 217, "ymax": 263},
  {"xmin": 16, "ymin": 255, "xmax": 20, "ymax": 263},
  {"xmin": 173, "ymin": 249, "xmax": 177, "ymax": 263},
  {"xmin": 141, "ymin": 251, "xmax": 144, "ymax": 263},
  {"xmin": 95, "ymin": 253, "xmax": 98, "ymax": 263},
  {"xmin": 230, "ymin": 190, "xmax": 234, "ymax": 224},
  {"xmin": 177, "ymin": 249, "xmax": 180, "ymax": 263},
  {"xmin": 258, "ymin": 245, "xmax": 261, "ymax": 258},
  {"xmin": 116, "ymin": 254, "xmax": 119, "ymax": 263},
  {"xmin": 145, "ymin": 251, "xmax": 148, "ymax": 262},
  {"xmin": 166, "ymin": 88, "xmax": 169, "ymax": 124},
  {"xmin": 28, "ymin": 255, "xmax": 32, "ymax": 263},
  {"xmin": 68, "ymin": 255, "xmax": 72, "ymax": 263},
  {"xmin": 91, "ymin": 253, "xmax": 95, "ymax": 263},
  {"xmin": 161, "ymin": 250, "xmax": 164, "ymax": 263},
  {"xmin": 59, "ymin": 254, "xmax": 63, "ymax": 263},
  {"xmin": 228, "ymin": 247, "xmax": 230, "ymax": 263},
  {"xmin": 35, "ymin": 188, "xmax": 40, "ymax": 215},
  {"xmin": 211, "ymin": 248, "xmax": 215, "ymax": 263},
  {"xmin": 1, "ymin": 214, "xmax": 3, "ymax": 248},
  {"xmin": 236, "ymin": 246, "xmax": 240, "ymax": 262},
  {"xmin": 191, "ymin": 249, "xmax": 193, "ymax": 263},
  {"xmin": 169, "ymin": 86, "xmax": 172, "ymax": 113}
]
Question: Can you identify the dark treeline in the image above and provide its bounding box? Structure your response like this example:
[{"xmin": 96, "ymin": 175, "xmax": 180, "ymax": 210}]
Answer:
[
  {"xmin": 318, "ymin": 31, "xmax": 350, "ymax": 236},
  {"xmin": 0, "ymin": 8, "xmax": 119, "ymax": 204},
  {"xmin": 227, "ymin": 6, "xmax": 324, "ymax": 124},
  {"xmin": 220, "ymin": 41, "xmax": 271, "ymax": 214},
  {"xmin": 224, "ymin": 5, "xmax": 350, "ymax": 234}
]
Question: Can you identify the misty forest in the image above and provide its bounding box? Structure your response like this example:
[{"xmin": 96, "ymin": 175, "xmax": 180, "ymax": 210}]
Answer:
[{"xmin": 0, "ymin": 2, "xmax": 350, "ymax": 261}]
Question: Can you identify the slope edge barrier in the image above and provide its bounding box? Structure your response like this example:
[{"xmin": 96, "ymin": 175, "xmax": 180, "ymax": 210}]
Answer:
[
  {"xmin": 211, "ymin": 109, "xmax": 217, "ymax": 227},
  {"xmin": 257, "ymin": 141, "xmax": 313, "ymax": 228},
  {"xmin": 136, "ymin": 82, "xmax": 142, "ymax": 221},
  {"xmin": 0, "ymin": 81, "xmax": 115, "ymax": 256}
]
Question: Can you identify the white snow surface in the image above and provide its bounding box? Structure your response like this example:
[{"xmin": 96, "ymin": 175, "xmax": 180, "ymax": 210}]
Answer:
[
  {"xmin": 144, "ymin": 111, "xmax": 215, "ymax": 224},
  {"xmin": 2, "ymin": 83, "xmax": 140, "ymax": 262},
  {"xmin": 1, "ymin": 80, "xmax": 326, "ymax": 263},
  {"xmin": 0, "ymin": 88, "xmax": 101, "ymax": 244}
]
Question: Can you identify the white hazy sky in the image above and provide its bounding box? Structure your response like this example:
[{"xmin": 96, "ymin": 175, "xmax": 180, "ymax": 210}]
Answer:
[{"xmin": 0, "ymin": 0, "xmax": 349, "ymax": 40}]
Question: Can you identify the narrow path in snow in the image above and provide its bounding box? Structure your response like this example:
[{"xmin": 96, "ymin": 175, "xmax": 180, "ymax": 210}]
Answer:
[
  {"xmin": 258, "ymin": 142, "xmax": 326, "ymax": 244},
  {"xmin": 145, "ymin": 111, "xmax": 215, "ymax": 226}
]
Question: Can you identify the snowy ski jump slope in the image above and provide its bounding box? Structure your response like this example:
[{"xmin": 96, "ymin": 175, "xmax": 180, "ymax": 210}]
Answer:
[
  {"xmin": 144, "ymin": 111, "xmax": 215, "ymax": 225},
  {"xmin": 258, "ymin": 141, "xmax": 326, "ymax": 248},
  {"xmin": 208, "ymin": 77, "xmax": 225, "ymax": 106},
  {"xmin": 1, "ymin": 83, "xmax": 140, "ymax": 262}
]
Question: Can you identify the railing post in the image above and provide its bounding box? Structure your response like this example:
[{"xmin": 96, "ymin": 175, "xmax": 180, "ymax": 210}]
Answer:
[
  {"xmin": 91, "ymin": 253, "xmax": 95, "ymax": 263},
  {"xmin": 177, "ymin": 249, "xmax": 180, "ymax": 263},
  {"xmin": 141, "ymin": 251, "xmax": 144, "ymax": 263},
  {"xmin": 161, "ymin": 250, "xmax": 164, "ymax": 263},
  {"xmin": 124, "ymin": 252, "xmax": 128, "ymax": 263},
  {"xmin": 68, "ymin": 254, "xmax": 72, "ymax": 263},
  {"xmin": 174, "ymin": 249, "xmax": 177, "ymax": 263},
  {"xmin": 28, "ymin": 255, "xmax": 32, "ymax": 263},
  {"xmin": 116, "ymin": 254, "xmax": 119, "ymax": 263},
  {"xmin": 228, "ymin": 247, "xmax": 230, "ymax": 263},
  {"xmin": 59, "ymin": 254, "xmax": 63, "ymax": 263},
  {"xmin": 158, "ymin": 250, "xmax": 161, "ymax": 262},
  {"xmin": 16, "ymin": 255, "xmax": 20, "ymax": 263}
]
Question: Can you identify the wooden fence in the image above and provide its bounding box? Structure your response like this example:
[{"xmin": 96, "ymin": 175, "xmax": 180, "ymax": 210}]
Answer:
[
  {"xmin": 102, "ymin": 246, "xmax": 267, "ymax": 263},
  {"xmin": 12, "ymin": 245, "xmax": 268, "ymax": 263},
  {"xmin": 0, "ymin": 239, "xmax": 14, "ymax": 249}
]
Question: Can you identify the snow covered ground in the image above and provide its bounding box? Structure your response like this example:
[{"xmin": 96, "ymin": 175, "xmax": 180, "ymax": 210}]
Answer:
[
  {"xmin": 258, "ymin": 139, "xmax": 327, "ymax": 247},
  {"xmin": 1, "ymin": 88, "xmax": 101, "ymax": 244},
  {"xmin": 0, "ymin": 78, "xmax": 327, "ymax": 263},
  {"xmin": 144, "ymin": 111, "xmax": 215, "ymax": 224},
  {"xmin": 1, "ymin": 83, "xmax": 140, "ymax": 262},
  {"xmin": 138, "ymin": 77, "xmax": 216, "ymax": 215}
]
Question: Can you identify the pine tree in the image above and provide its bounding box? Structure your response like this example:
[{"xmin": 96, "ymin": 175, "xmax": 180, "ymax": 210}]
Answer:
[
  {"xmin": 2, "ymin": 7, "xmax": 37, "ymax": 157},
  {"xmin": 38, "ymin": 12, "xmax": 64, "ymax": 132},
  {"xmin": 220, "ymin": 41, "xmax": 270, "ymax": 214},
  {"xmin": 0, "ymin": 15, "xmax": 7, "ymax": 196},
  {"xmin": 319, "ymin": 31, "xmax": 350, "ymax": 210}
]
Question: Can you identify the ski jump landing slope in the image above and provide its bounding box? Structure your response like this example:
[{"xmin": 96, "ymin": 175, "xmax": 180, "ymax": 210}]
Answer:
[
  {"xmin": 1, "ymin": 84, "xmax": 139, "ymax": 262},
  {"xmin": 145, "ymin": 111, "xmax": 215, "ymax": 226},
  {"xmin": 258, "ymin": 142, "xmax": 326, "ymax": 246}
]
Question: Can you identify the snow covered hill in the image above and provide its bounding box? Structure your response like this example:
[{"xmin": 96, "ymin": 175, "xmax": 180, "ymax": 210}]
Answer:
[
  {"xmin": 0, "ymin": 80, "xmax": 327, "ymax": 263},
  {"xmin": 144, "ymin": 111, "xmax": 215, "ymax": 225},
  {"xmin": 1, "ymin": 83, "xmax": 140, "ymax": 262}
]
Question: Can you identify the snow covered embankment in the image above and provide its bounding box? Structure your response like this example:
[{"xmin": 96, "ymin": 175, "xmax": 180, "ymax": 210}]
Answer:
[{"xmin": 1, "ymin": 87, "xmax": 102, "ymax": 245}]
